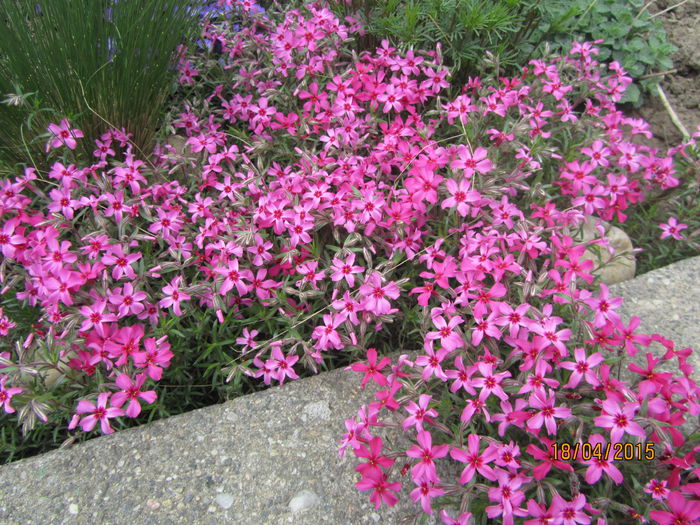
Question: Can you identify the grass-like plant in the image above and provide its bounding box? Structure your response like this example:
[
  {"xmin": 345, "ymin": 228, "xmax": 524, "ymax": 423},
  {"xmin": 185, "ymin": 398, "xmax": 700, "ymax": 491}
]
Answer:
[{"xmin": 0, "ymin": 0, "xmax": 204, "ymax": 167}]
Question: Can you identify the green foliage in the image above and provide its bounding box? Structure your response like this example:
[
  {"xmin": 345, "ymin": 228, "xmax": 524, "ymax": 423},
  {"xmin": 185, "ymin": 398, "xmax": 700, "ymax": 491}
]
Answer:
[
  {"xmin": 332, "ymin": 0, "xmax": 676, "ymax": 104},
  {"xmin": 333, "ymin": 0, "xmax": 547, "ymax": 83},
  {"xmin": 0, "ymin": 0, "xmax": 204, "ymax": 167},
  {"xmin": 534, "ymin": 0, "xmax": 676, "ymax": 106}
]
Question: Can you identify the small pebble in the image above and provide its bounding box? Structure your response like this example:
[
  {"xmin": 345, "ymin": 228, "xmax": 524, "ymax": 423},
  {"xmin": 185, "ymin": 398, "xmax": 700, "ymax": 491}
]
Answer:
[
  {"xmin": 68, "ymin": 504, "xmax": 79, "ymax": 515},
  {"xmin": 289, "ymin": 489, "xmax": 321, "ymax": 513},
  {"xmin": 215, "ymin": 493, "xmax": 234, "ymax": 510}
]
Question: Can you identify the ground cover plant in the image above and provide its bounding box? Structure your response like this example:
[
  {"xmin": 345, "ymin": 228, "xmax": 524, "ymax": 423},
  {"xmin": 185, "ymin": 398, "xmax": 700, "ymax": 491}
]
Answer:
[
  {"xmin": 0, "ymin": 0, "xmax": 699, "ymax": 522},
  {"xmin": 330, "ymin": 0, "xmax": 677, "ymax": 106},
  {"xmin": 0, "ymin": 0, "xmax": 204, "ymax": 167}
]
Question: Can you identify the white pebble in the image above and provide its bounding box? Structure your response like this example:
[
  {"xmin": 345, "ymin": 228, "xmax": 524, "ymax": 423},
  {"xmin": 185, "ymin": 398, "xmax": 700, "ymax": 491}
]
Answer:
[
  {"xmin": 215, "ymin": 493, "xmax": 234, "ymax": 510},
  {"xmin": 289, "ymin": 490, "xmax": 321, "ymax": 513},
  {"xmin": 68, "ymin": 504, "xmax": 79, "ymax": 515}
]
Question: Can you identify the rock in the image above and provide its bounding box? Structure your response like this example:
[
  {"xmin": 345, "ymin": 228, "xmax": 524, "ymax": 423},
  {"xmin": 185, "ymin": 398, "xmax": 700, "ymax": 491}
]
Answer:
[
  {"xmin": 215, "ymin": 493, "xmax": 234, "ymax": 510},
  {"xmin": 288, "ymin": 489, "xmax": 321, "ymax": 513},
  {"xmin": 578, "ymin": 217, "xmax": 636, "ymax": 285}
]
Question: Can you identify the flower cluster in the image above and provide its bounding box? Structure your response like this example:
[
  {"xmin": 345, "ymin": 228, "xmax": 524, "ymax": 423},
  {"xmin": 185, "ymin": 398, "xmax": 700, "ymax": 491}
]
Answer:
[{"xmin": 0, "ymin": 0, "xmax": 697, "ymax": 521}]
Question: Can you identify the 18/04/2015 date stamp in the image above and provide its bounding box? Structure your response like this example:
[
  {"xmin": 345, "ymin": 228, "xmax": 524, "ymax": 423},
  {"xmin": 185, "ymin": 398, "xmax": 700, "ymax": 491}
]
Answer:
[{"xmin": 551, "ymin": 442, "xmax": 655, "ymax": 462}]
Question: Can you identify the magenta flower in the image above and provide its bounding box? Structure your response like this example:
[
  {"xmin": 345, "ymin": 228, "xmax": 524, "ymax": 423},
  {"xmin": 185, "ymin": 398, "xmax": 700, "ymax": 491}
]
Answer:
[
  {"xmin": 559, "ymin": 347, "xmax": 604, "ymax": 388},
  {"xmin": 644, "ymin": 479, "xmax": 669, "ymax": 501},
  {"xmin": 358, "ymin": 272, "xmax": 400, "ymax": 315},
  {"xmin": 593, "ymin": 399, "xmax": 645, "ymax": 443},
  {"xmin": 79, "ymin": 300, "xmax": 117, "ymax": 336},
  {"xmin": 101, "ymin": 245, "xmax": 142, "ymax": 281},
  {"xmin": 0, "ymin": 376, "xmax": 22, "ymax": 413},
  {"xmin": 111, "ymin": 373, "xmax": 157, "ymax": 418},
  {"xmin": 445, "ymin": 355, "xmax": 476, "ymax": 395},
  {"xmin": 108, "ymin": 283, "xmax": 147, "ymax": 317},
  {"xmin": 551, "ymin": 493, "xmax": 590, "ymax": 525},
  {"xmin": 354, "ymin": 436, "xmax": 394, "ymax": 478},
  {"xmin": 132, "ymin": 337, "xmax": 173, "ymax": 381},
  {"xmin": 270, "ymin": 346, "xmax": 299, "ymax": 384},
  {"xmin": 410, "ymin": 479, "xmax": 445, "ymax": 515},
  {"xmin": 440, "ymin": 509, "xmax": 473, "ymax": 525},
  {"xmin": 159, "ymin": 276, "xmax": 191, "ymax": 315},
  {"xmin": 402, "ymin": 394, "xmax": 438, "ymax": 432},
  {"xmin": 426, "ymin": 315, "xmax": 464, "ymax": 352},
  {"xmin": 415, "ymin": 343, "xmax": 449, "ymax": 381},
  {"xmin": 527, "ymin": 389, "xmax": 572, "ymax": 435},
  {"xmin": 296, "ymin": 260, "xmax": 325, "ymax": 289},
  {"xmin": 450, "ymin": 433, "xmax": 498, "ymax": 484},
  {"xmin": 580, "ymin": 434, "xmax": 623, "ymax": 485},
  {"xmin": 45, "ymin": 119, "xmax": 84, "ymax": 151},
  {"xmin": 649, "ymin": 491, "xmax": 700, "ymax": 525},
  {"xmin": 355, "ymin": 470, "xmax": 401, "ymax": 509},
  {"xmin": 406, "ymin": 430, "xmax": 449, "ymax": 483},
  {"xmin": 349, "ymin": 348, "xmax": 391, "ymax": 388},
  {"xmin": 659, "ymin": 217, "xmax": 688, "ymax": 240},
  {"xmin": 329, "ymin": 253, "xmax": 364, "ymax": 287},
  {"xmin": 72, "ymin": 392, "xmax": 125, "ymax": 434},
  {"xmin": 471, "ymin": 311, "xmax": 501, "ymax": 345},
  {"xmin": 450, "ymin": 145, "xmax": 493, "ymax": 177},
  {"xmin": 235, "ymin": 328, "xmax": 259, "ymax": 353},
  {"xmin": 485, "ymin": 469, "xmax": 527, "ymax": 525},
  {"xmin": 472, "ymin": 362, "xmax": 511, "ymax": 401}
]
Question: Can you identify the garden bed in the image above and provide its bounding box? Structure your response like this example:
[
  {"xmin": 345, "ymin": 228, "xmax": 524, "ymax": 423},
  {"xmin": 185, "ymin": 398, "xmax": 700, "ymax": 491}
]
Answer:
[{"xmin": 0, "ymin": 1, "xmax": 699, "ymax": 523}]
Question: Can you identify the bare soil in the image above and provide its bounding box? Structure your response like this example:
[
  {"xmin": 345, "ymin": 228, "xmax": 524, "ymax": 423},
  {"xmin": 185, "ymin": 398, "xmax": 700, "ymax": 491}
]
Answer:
[{"xmin": 631, "ymin": 0, "xmax": 700, "ymax": 147}]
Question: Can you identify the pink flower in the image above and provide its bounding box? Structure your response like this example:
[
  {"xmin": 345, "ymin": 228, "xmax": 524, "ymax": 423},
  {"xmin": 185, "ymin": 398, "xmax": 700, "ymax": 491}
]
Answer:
[
  {"xmin": 527, "ymin": 389, "xmax": 572, "ymax": 435},
  {"xmin": 440, "ymin": 509, "xmax": 473, "ymax": 525},
  {"xmin": 450, "ymin": 433, "xmax": 498, "ymax": 484},
  {"xmin": 485, "ymin": 469, "xmax": 527, "ymax": 525},
  {"xmin": 159, "ymin": 276, "xmax": 191, "ymax": 316},
  {"xmin": 659, "ymin": 217, "xmax": 688, "ymax": 240},
  {"xmin": 450, "ymin": 146, "xmax": 493, "ymax": 177},
  {"xmin": 355, "ymin": 470, "xmax": 402, "ymax": 509},
  {"xmin": 354, "ymin": 436, "xmax": 394, "ymax": 478},
  {"xmin": 108, "ymin": 283, "xmax": 147, "ymax": 317},
  {"xmin": 425, "ymin": 315, "xmax": 464, "ymax": 352},
  {"xmin": 649, "ymin": 491, "xmax": 700, "ymax": 525},
  {"xmin": 296, "ymin": 260, "xmax": 325, "ymax": 289},
  {"xmin": 358, "ymin": 272, "xmax": 400, "ymax": 315},
  {"xmin": 410, "ymin": 480, "xmax": 445, "ymax": 515},
  {"xmin": 472, "ymin": 362, "xmax": 511, "ymax": 401},
  {"xmin": 132, "ymin": 336, "xmax": 173, "ymax": 380},
  {"xmin": 312, "ymin": 313, "xmax": 344, "ymax": 351},
  {"xmin": 580, "ymin": 434, "xmax": 623, "ymax": 485},
  {"xmin": 403, "ymin": 394, "xmax": 438, "ymax": 432},
  {"xmin": 270, "ymin": 346, "xmax": 299, "ymax": 384},
  {"xmin": 329, "ymin": 253, "xmax": 364, "ymax": 287},
  {"xmin": 111, "ymin": 373, "xmax": 157, "ymax": 418},
  {"xmin": 215, "ymin": 259, "xmax": 252, "ymax": 296},
  {"xmin": 72, "ymin": 392, "xmax": 124, "ymax": 434},
  {"xmin": 0, "ymin": 376, "xmax": 22, "ymax": 413},
  {"xmin": 235, "ymin": 328, "xmax": 259, "ymax": 353},
  {"xmin": 551, "ymin": 493, "xmax": 590, "ymax": 525},
  {"xmin": 349, "ymin": 348, "xmax": 391, "ymax": 388},
  {"xmin": 594, "ymin": 399, "xmax": 645, "ymax": 443},
  {"xmin": 406, "ymin": 430, "xmax": 450, "ymax": 483},
  {"xmin": 526, "ymin": 438, "xmax": 574, "ymax": 480},
  {"xmin": 415, "ymin": 344, "xmax": 449, "ymax": 381},
  {"xmin": 644, "ymin": 479, "xmax": 669, "ymax": 501},
  {"xmin": 45, "ymin": 119, "xmax": 84, "ymax": 151},
  {"xmin": 101, "ymin": 245, "xmax": 142, "ymax": 281},
  {"xmin": 445, "ymin": 355, "xmax": 476, "ymax": 395},
  {"xmin": 79, "ymin": 301, "xmax": 117, "ymax": 336},
  {"xmin": 559, "ymin": 347, "xmax": 604, "ymax": 388}
]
